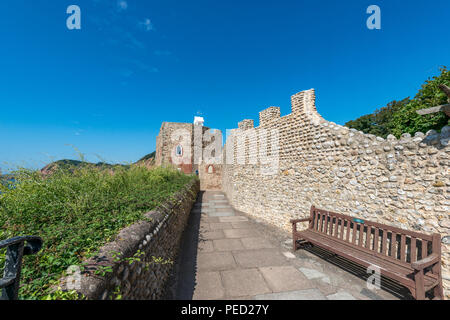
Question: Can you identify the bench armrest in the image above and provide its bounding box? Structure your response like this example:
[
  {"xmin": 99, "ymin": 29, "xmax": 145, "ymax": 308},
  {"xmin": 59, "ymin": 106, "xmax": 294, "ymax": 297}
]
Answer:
[
  {"xmin": 411, "ymin": 253, "xmax": 440, "ymax": 271},
  {"xmin": 290, "ymin": 218, "xmax": 310, "ymax": 224}
]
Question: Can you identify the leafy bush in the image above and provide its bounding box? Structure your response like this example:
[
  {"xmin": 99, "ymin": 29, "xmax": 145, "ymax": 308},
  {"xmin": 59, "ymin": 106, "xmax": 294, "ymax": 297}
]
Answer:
[
  {"xmin": 0, "ymin": 166, "xmax": 196, "ymax": 299},
  {"xmin": 345, "ymin": 98, "xmax": 410, "ymax": 138},
  {"xmin": 346, "ymin": 66, "xmax": 449, "ymax": 138},
  {"xmin": 389, "ymin": 67, "xmax": 449, "ymax": 137}
]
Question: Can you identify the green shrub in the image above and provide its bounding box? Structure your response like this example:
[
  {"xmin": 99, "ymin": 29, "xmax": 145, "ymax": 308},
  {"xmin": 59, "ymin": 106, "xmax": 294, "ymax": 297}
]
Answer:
[
  {"xmin": 346, "ymin": 66, "xmax": 449, "ymax": 138},
  {"xmin": 0, "ymin": 166, "xmax": 196, "ymax": 299},
  {"xmin": 389, "ymin": 66, "xmax": 449, "ymax": 138}
]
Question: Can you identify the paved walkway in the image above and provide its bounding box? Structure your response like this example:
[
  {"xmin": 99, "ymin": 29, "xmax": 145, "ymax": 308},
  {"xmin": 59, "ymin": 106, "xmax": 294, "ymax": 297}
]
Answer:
[{"xmin": 169, "ymin": 191, "xmax": 409, "ymax": 300}]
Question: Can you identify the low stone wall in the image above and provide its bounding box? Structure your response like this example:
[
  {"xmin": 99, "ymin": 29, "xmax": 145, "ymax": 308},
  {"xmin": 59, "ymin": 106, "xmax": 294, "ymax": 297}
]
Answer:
[{"xmin": 60, "ymin": 178, "xmax": 199, "ymax": 300}]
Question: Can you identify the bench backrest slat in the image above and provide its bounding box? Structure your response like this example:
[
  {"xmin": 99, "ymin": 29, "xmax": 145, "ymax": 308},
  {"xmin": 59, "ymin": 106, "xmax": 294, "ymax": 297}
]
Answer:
[
  {"xmin": 352, "ymin": 221, "xmax": 358, "ymax": 245},
  {"xmin": 400, "ymin": 234, "xmax": 406, "ymax": 262},
  {"xmin": 381, "ymin": 229, "xmax": 388, "ymax": 256},
  {"xmin": 390, "ymin": 232, "xmax": 397, "ymax": 258},
  {"xmin": 421, "ymin": 240, "xmax": 428, "ymax": 260},
  {"xmin": 340, "ymin": 218, "xmax": 345, "ymax": 240},
  {"xmin": 365, "ymin": 225, "xmax": 371, "ymax": 249},
  {"xmin": 410, "ymin": 237, "xmax": 417, "ymax": 263},
  {"xmin": 358, "ymin": 223, "xmax": 364, "ymax": 247},
  {"xmin": 308, "ymin": 207, "xmax": 438, "ymax": 266},
  {"xmin": 333, "ymin": 217, "xmax": 338, "ymax": 238},
  {"xmin": 374, "ymin": 228, "xmax": 379, "ymax": 254}
]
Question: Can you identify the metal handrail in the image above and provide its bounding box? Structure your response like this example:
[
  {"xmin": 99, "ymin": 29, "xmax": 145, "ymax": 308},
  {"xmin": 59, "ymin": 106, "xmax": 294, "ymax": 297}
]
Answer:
[{"xmin": 0, "ymin": 236, "xmax": 43, "ymax": 300}]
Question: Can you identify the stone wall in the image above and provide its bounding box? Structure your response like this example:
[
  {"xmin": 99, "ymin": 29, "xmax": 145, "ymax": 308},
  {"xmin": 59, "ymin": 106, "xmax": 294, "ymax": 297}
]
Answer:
[
  {"xmin": 222, "ymin": 88, "xmax": 450, "ymax": 297},
  {"xmin": 155, "ymin": 122, "xmax": 196, "ymax": 174},
  {"xmin": 199, "ymin": 163, "xmax": 222, "ymax": 191},
  {"xmin": 60, "ymin": 178, "xmax": 199, "ymax": 300}
]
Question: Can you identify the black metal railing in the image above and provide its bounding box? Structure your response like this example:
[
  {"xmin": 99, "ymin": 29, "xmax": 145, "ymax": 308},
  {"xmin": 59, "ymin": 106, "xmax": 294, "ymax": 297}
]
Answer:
[{"xmin": 0, "ymin": 236, "xmax": 43, "ymax": 300}]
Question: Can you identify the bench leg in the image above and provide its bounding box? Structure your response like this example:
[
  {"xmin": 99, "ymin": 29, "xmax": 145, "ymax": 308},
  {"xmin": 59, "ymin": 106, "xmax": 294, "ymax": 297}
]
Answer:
[
  {"xmin": 292, "ymin": 235, "xmax": 297, "ymax": 251},
  {"xmin": 414, "ymin": 269, "xmax": 425, "ymax": 300},
  {"xmin": 433, "ymin": 262, "xmax": 444, "ymax": 300},
  {"xmin": 434, "ymin": 282, "xmax": 444, "ymax": 300}
]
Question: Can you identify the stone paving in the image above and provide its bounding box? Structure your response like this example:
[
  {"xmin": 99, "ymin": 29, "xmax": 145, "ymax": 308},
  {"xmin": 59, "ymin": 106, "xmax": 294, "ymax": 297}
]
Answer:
[{"xmin": 170, "ymin": 191, "xmax": 410, "ymax": 300}]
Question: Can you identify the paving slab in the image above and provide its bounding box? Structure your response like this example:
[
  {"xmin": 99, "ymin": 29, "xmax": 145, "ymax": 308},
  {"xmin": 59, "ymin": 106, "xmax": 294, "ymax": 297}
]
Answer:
[
  {"xmin": 231, "ymin": 222, "xmax": 254, "ymax": 229},
  {"xmin": 283, "ymin": 251, "xmax": 296, "ymax": 259},
  {"xmin": 219, "ymin": 216, "xmax": 248, "ymax": 223},
  {"xmin": 254, "ymin": 288, "xmax": 326, "ymax": 300},
  {"xmin": 200, "ymin": 216, "xmax": 221, "ymax": 223},
  {"xmin": 213, "ymin": 239, "xmax": 245, "ymax": 251},
  {"xmin": 211, "ymin": 200, "xmax": 228, "ymax": 204},
  {"xmin": 313, "ymin": 279, "xmax": 338, "ymax": 296},
  {"xmin": 326, "ymin": 291, "xmax": 357, "ymax": 300},
  {"xmin": 233, "ymin": 249, "xmax": 290, "ymax": 268},
  {"xmin": 259, "ymin": 266, "xmax": 314, "ymax": 292},
  {"xmin": 209, "ymin": 222, "xmax": 233, "ymax": 230},
  {"xmin": 198, "ymin": 240, "xmax": 214, "ymax": 253},
  {"xmin": 359, "ymin": 288, "xmax": 385, "ymax": 300},
  {"xmin": 214, "ymin": 205, "xmax": 233, "ymax": 209},
  {"xmin": 321, "ymin": 276, "xmax": 331, "ymax": 284},
  {"xmin": 221, "ymin": 269, "xmax": 271, "ymax": 297},
  {"xmin": 193, "ymin": 272, "xmax": 225, "ymax": 300},
  {"xmin": 240, "ymin": 237, "xmax": 276, "ymax": 249},
  {"xmin": 208, "ymin": 211, "xmax": 235, "ymax": 217},
  {"xmin": 197, "ymin": 252, "xmax": 237, "ymax": 271},
  {"xmin": 201, "ymin": 230, "xmax": 225, "ymax": 240},
  {"xmin": 298, "ymin": 267, "xmax": 327, "ymax": 280},
  {"xmin": 223, "ymin": 229, "xmax": 261, "ymax": 239}
]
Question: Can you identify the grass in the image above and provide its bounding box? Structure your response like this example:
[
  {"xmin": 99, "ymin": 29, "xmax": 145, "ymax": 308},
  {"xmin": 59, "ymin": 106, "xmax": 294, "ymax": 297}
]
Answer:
[{"xmin": 0, "ymin": 165, "xmax": 196, "ymax": 299}]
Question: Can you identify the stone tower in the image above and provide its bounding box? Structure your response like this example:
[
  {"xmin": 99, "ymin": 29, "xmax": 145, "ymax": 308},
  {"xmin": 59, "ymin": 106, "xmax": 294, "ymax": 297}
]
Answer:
[{"xmin": 155, "ymin": 117, "xmax": 223, "ymax": 190}]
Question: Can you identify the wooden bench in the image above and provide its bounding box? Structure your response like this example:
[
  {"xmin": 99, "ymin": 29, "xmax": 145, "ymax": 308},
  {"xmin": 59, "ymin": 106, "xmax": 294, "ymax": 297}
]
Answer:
[{"xmin": 291, "ymin": 206, "xmax": 444, "ymax": 300}]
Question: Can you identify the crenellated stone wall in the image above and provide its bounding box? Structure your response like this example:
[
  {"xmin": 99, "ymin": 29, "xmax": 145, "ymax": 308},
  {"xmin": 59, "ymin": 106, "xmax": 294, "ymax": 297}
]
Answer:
[{"xmin": 222, "ymin": 89, "xmax": 450, "ymax": 297}]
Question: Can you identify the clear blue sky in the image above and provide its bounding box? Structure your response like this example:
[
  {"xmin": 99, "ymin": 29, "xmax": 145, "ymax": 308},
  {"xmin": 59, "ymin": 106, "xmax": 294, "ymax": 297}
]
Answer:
[{"xmin": 1, "ymin": 0, "xmax": 449, "ymax": 172}]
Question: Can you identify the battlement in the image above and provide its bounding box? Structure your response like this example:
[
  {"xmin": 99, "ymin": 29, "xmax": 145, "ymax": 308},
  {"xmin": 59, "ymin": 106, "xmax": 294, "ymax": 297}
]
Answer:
[
  {"xmin": 259, "ymin": 107, "xmax": 280, "ymax": 127},
  {"xmin": 238, "ymin": 119, "xmax": 254, "ymax": 130}
]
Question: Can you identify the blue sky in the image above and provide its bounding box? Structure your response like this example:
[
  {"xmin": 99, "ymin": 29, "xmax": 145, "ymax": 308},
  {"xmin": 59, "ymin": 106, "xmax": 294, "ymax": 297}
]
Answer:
[{"xmin": 0, "ymin": 0, "xmax": 449, "ymax": 172}]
